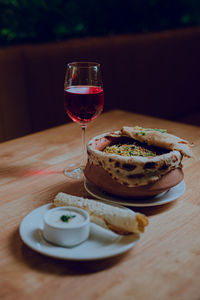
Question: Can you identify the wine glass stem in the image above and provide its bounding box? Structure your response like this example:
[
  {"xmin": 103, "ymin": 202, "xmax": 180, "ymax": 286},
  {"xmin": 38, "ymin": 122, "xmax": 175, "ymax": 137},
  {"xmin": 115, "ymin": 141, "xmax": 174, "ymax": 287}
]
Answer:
[{"xmin": 81, "ymin": 125, "xmax": 87, "ymax": 168}]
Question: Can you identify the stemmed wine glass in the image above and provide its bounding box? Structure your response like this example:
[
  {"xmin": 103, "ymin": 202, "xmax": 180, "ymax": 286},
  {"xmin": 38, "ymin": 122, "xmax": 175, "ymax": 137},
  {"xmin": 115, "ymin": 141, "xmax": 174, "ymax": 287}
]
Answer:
[{"xmin": 64, "ymin": 62, "xmax": 104, "ymax": 179}]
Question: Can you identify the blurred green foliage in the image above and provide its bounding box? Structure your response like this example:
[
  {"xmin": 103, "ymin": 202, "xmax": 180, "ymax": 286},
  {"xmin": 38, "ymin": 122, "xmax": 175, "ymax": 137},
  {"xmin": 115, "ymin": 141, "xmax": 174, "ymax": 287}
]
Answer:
[{"xmin": 0, "ymin": 0, "xmax": 200, "ymax": 46}]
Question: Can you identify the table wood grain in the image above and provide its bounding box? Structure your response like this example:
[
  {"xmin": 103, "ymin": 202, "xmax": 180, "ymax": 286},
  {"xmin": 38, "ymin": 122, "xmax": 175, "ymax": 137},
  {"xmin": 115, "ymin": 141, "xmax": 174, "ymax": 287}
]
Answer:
[{"xmin": 0, "ymin": 110, "xmax": 200, "ymax": 300}]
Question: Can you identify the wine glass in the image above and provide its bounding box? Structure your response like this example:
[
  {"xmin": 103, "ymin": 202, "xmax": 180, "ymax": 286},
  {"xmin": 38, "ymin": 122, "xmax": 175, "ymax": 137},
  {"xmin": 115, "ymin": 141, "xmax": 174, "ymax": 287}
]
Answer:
[{"xmin": 64, "ymin": 62, "xmax": 104, "ymax": 179}]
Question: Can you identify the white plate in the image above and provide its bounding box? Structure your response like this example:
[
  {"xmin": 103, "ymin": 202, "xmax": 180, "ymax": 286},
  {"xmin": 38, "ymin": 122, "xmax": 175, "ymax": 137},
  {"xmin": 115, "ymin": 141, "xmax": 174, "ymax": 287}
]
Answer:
[
  {"xmin": 84, "ymin": 180, "xmax": 185, "ymax": 207},
  {"xmin": 19, "ymin": 204, "xmax": 139, "ymax": 261}
]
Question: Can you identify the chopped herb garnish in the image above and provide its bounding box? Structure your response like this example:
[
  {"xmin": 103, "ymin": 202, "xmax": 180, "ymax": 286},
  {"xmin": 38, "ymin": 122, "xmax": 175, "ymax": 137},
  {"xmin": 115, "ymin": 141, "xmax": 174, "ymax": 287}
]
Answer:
[
  {"xmin": 104, "ymin": 142, "xmax": 157, "ymax": 157},
  {"xmin": 144, "ymin": 128, "xmax": 167, "ymax": 133},
  {"xmin": 153, "ymin": 129, "xmax": 167, "ymax": 133},
  {"xmin": 60, "ymin": 214, "xmax": 76, "ymax": 222}
]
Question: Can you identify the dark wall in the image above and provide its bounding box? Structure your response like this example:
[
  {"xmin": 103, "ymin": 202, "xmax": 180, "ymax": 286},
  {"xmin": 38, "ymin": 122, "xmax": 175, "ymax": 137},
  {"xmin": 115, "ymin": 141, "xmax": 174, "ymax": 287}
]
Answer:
[{"xmin": 0, "ymin": 27, "xmax": 200, "ymax": 142}]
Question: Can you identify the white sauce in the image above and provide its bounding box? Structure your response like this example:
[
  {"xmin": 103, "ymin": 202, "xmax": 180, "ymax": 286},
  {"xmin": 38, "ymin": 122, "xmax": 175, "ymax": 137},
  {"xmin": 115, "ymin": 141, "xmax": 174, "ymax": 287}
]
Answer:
[{"xmin": 46, "ymin": 208, "xmax": 85, "ymax": 228}]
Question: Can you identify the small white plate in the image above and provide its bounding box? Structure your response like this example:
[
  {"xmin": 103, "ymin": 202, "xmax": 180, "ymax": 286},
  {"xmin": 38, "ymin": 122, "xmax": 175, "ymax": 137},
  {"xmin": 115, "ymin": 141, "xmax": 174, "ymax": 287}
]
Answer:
[
  {"xmin": 19, "ymin": 204, "xmax": 139, "ymax": 261},
  {"xmin": 84, "ymin": 180, "xmax": 185, "ymax": 207}
]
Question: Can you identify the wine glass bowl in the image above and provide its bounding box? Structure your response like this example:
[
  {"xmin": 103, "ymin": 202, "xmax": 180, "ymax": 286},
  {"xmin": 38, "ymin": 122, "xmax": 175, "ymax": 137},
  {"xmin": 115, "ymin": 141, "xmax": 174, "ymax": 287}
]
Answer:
[
  {"xmin": 64, "ymin": 62, "xmax": 104, "ymax": 179},
  {"xmin": 64, "ymin": 86, "xmax": 104, "ymax": 125}
]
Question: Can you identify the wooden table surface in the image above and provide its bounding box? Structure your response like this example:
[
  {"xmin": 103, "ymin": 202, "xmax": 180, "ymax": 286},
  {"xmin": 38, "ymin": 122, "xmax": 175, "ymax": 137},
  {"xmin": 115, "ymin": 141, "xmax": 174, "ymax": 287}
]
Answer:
[{"xmin": 0, "ymin": 110, "xmax": 200, "ymax": 300}]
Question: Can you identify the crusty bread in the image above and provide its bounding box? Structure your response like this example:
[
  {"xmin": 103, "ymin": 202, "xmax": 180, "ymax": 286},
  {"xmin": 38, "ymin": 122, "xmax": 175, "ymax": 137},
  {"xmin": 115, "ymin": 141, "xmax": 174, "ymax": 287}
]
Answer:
[
  {"xmin": 121, "ymin": 126, "xmax": 193, "ymax": 158},
  {"xmin": 87, "ymin": 132, "xmax": 182, "ymax": 187},
  {"xmin": 54, "ymin": 192, "xmax": 148, "ymax": 235},
  {"xmin": 86, "ymin": 127, "xmax": 193, "ymax": 190}
]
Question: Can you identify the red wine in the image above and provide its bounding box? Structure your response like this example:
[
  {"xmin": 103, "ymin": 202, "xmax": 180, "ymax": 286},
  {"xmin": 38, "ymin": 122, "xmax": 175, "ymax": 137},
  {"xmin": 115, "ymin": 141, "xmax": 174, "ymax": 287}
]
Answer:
[{"xmin": 64, "ymin": 86, "xmax": 104, "ymax": 125}]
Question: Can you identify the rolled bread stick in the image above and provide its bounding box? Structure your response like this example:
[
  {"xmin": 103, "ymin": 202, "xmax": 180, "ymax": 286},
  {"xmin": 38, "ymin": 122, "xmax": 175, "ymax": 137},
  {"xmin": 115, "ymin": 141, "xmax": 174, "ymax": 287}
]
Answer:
[{"xmin": 54, "ymin": 192, "xmax": 148, "ymax": 235}]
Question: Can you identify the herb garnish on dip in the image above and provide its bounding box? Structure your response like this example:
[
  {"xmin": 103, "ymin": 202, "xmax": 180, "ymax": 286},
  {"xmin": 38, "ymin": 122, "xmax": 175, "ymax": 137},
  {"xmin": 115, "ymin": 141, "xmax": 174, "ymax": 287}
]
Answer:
[
  {"xmin": 45, "ymin": 208, "xmax": 86, "ymax": 228},
  {"xmin": 60, "ymin": 214, "xmax": 76, "ymax": 223}
]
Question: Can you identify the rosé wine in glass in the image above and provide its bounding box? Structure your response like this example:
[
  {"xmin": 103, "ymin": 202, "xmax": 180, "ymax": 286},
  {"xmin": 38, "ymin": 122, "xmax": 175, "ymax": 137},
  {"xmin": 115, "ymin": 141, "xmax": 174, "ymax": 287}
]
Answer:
[
  {"xmin": 63, "ymin": 62, "xmax": 104, "ymax": 179},
  {"xmin": 64, "ymin": 86, "xmax": 104, "ymax": 125}
]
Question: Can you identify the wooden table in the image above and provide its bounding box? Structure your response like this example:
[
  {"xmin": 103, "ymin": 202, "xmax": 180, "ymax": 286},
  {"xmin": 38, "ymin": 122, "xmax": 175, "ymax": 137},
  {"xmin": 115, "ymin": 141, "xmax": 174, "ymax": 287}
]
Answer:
[{"xmin": 0, "ymin": 110, "xmax": 200, "ymax": 300}]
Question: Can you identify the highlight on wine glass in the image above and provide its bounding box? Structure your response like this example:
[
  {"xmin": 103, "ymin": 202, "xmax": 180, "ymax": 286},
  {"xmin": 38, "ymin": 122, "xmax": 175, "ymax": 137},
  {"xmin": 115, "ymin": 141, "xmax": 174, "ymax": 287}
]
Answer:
[{"xmin": 64, "ymin": 62, "xmax": 104, "ymax": 179}]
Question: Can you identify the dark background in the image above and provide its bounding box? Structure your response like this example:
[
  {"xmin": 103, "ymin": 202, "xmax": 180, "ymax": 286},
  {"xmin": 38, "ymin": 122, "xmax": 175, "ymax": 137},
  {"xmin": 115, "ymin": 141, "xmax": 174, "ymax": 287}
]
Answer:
[
  {"xmin": 1, "ymin": 0, "xmax": 200, "ymax": 47},
  {"xmin": 0, "ymin": 1, "xmax": 200, "ymax": 142}
]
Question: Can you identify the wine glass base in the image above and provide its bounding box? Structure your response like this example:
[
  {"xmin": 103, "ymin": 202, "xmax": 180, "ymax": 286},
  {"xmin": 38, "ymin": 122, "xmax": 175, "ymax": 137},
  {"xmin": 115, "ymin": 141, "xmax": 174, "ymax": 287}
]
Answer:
[{"xmin": 64, "ymin": 165, "xmax": 85, "ymax": 180}]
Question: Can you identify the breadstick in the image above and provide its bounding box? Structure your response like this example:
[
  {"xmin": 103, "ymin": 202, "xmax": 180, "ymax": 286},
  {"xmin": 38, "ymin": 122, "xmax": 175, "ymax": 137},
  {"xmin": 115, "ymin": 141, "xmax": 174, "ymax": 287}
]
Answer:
[{"xmin": 53, "ymin": 193, "xmax": 148, "ymax": 235}]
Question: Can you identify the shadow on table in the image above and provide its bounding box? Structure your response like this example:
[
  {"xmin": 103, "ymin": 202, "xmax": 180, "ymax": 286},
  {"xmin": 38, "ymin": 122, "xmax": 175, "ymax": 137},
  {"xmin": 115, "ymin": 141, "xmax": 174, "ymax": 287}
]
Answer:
[
  {"xmin": 0, "ymin": 162, "xmax": 181, "ymax": 218},
  {"xmin": 129, "ymin": 200, "xmax": 178, "ymax": 216},
  {"xmin": 8, "ymin": 177, "xmax": 179, "ymax": 275},
  {"xmin": 51, "ymin": 179, "xmax": 179, "ymax": 217},
  {"xmin": 9, "ymin": 229, "xmax": 131, "ymax": 275},
  {"xmin": 48, "ymin": 178, "xmax": 90, "ymax": 201}
]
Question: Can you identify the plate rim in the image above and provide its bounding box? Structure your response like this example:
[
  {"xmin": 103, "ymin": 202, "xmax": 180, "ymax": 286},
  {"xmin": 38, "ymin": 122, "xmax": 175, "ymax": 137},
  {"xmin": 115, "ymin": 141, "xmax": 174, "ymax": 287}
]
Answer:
[
  {"xmin": 19, "ymin": 203, "xmax": 139, "ymax": 261},
  {"xmin": 84, "ymin": 179, "xmax": 185, "ymax": 207}
]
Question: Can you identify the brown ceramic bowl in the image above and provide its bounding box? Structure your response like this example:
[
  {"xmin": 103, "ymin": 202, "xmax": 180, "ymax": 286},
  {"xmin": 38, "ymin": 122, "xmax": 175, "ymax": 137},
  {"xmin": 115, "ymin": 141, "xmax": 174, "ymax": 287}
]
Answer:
[{"xmin": 84, "ymin": 132, "xmax": 184, "ymax": 199}]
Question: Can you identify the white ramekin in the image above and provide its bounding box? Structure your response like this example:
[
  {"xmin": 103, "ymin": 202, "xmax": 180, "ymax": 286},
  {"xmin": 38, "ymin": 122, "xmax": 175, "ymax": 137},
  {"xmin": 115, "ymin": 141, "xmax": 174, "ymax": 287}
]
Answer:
[{"xmin": 43, "ymin": 206, "xmax": 90, "ymax": 247}]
